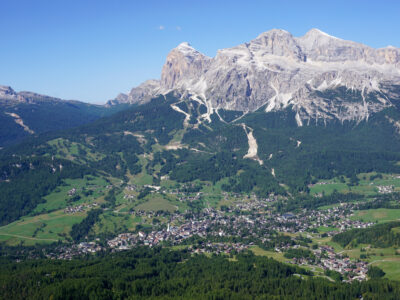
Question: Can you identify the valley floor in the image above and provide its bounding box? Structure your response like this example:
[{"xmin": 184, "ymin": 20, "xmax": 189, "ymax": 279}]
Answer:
[{"xmin": 2, "ymin": 150, "xmax": 400, "ymax": 282}]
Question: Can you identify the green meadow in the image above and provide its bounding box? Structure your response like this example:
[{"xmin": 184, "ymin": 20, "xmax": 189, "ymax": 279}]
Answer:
[
  {"xmin": 309, "ymin": 173, "xmax": 400, "ymax": 197},
  {"xmin": 33, "ymin": 176, "xmax": 109, "ymax": 214},
  {"xmin": 0, "ymin": 210, "xmax": 86, "ymax": 245},
  {"xmin": 350, "ymin": 208, "xmax": 400, "ymax": 223}
]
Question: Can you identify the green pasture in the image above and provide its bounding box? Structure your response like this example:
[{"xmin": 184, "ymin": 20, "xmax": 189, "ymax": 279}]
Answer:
[
  {"xmin": 310, "ymin": 173, "xmax": 400, "ymax": 196},
  {"xmin": 33, "ymin": 176, "xmax": 108, "ymax": 213},
  {"xmin": 350, "ymin": 208, "xmax": 400, "ymax": 223},
  {"xmin": 0, "ymin": 210, "xmax": 86, "ymax": 245},
  {"xmin": 135, "ymin": 195, "xmax": 178, "ymax": 212}
]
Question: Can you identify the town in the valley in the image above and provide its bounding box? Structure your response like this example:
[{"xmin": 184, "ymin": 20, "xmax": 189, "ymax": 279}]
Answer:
[{"xmin": 42, "ymin": 183, "xmax": 380, "ymax": 282}]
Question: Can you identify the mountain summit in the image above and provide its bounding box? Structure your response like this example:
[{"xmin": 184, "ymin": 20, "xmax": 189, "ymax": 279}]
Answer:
[{"xmin": 110, "ymin": 29, "xmax": 400, "ymax": 125}]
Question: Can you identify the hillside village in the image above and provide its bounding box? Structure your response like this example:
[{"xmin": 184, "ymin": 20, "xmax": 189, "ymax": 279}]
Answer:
[{"xmin": 47, "ymin": 190, "xmax": 377, "ymax": 282}]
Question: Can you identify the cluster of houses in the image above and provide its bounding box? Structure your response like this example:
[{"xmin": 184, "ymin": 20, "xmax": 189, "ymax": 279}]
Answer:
[
  {"xmin": 43, "ymin": 187, "xmax": 385, "ymax": 281},
  {"xmin": 377, "ymin": 185, "xmax": 395, "ymax": 194},
  {"xmin": 107, "ymin": 219, "xmax": 210, "ymax": 250},
  {"xmin": 64, "ymin": 202, "xmax": 98, "ymax": 214},
  {"xmin": 309, "ymin": 205, "xmax": 374, "ymax": 231},
  {"xmin": 277, "ymin": 244, "xmax": 369, "ymax": 282},
  {"xmin": 126, "ymin": 184, "xmax": 139, "ymax": 192},
  {"xmin": 177, "ymin": 192, "xmax": 202, "ymax": 202},
  {"xmin": 107, "ymin": 233, "xmax": 139, "ymax": 250},
  {"xmin": 318, "ymin": 246, "xmax": 369, "ymax": 281},
  {"xmin": 105, "ymin": 198, "xmax": 371, "ymax": 258},
  {"xmin": 308, "ymin": 181, "xmax": 331, "ymax": 188},
  {"xmin": 107, "ymin": 230, "xmax": 250, "ymax": 255},
  {"xmin": 123, "ymin": 185, "xmax": 139, "ymax": 200},
  {"xmin": 190, "ymin": 242, "xmax": 250, "ymax": 255},
  {"xmin": 45, "ymin": 242, "xmax": 103, "ymax": 260},
  {"xmin": 123, "ymin": 194, "xmax": 135, "ymax": 200},
  {"xmin": 272, "ymin": 204, "xmax": 373, "ymax": 235},
  {"xmin": 67, "ymin": 188, "xmax": 77, "ymax": 196}
]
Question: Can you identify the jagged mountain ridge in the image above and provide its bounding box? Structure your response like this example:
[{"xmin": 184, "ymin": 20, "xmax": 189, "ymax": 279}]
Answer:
[
  {"xmin": 0, "ymin": 85, "xmax": 82, "ymax": 104},
  {"xmin": 110, "ymin": 28, "xmax": 400, "ymax": 125},
  {"xmin": 0, "ymin": 85, "xmax": 128, "ymax": 147}
]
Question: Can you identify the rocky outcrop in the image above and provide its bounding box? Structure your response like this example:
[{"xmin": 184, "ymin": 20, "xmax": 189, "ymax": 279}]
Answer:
[
  {"xmin": 109, "ymin": 29, "xmax": 400, "ymax": 124},
  {"xmin": 0, "ymin": 85, "xmax": 67, "ymax": 104},
  {"xmin": 161, "ymin": 42, "xmax": 211, "ymax": 89}
]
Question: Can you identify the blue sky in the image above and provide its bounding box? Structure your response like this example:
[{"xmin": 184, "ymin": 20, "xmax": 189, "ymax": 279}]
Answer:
[{"xmin": 1, "ymin": 0, "xmax": 399, "ymax": 104}]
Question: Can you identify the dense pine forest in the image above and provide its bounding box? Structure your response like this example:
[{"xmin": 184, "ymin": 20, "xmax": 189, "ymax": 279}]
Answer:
[
  {"xmin": 332, "ymin": 221, "xmax": 400, "ymax": 248},
  {"xmin": 0, "ymin": 100, "xmax": 129, "ymax": 147},
  {"xmin": 1, "ymin": 247, "xmax": 400, "ymax": 300}
]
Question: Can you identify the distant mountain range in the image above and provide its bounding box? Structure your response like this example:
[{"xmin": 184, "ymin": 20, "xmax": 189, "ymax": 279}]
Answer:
[
  {"xmin": 109, "ymin": 28, "xmax": 400, "ymax": 125},
  {"xmin": 2, "ymin": 28, "xmax": 400, "ymax": 213},
  {"xmin": 0, "ymin": 85, "xmax": 128, "ymax": 147},
  {"xmin": 3, "ymin": 28, "xmax": 400, "ymax": 148}
]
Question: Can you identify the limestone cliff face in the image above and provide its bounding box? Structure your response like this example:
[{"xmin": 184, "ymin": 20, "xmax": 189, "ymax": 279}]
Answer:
[
  {"xmin": 110, "ymin": 29, "xmax": 400, "ymax": 124},
  {"xmin": 161, "ymin": 42, "xmax": 211, "ymax": 89}
]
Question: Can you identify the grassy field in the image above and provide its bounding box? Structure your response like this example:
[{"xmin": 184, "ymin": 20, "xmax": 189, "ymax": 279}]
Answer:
[
  {"xmin": 317, "ymin": 226, "xmax": 339, "ymax": 233},
  {"xmin": 350, "ymin": 208, "xmax": 400, "ymax": 223},
  {"xmin": 310, "ymin": 173, "xmax": 400, "ymax": 197},
  {"xmin": 48, "ymin": 138, "xmax": 106, "ymax": 162},
  {"xmin": 200, "ymin": 178, "xmax": 230, "ymax": 208},
  {"xmin": 135, "ymin": 195, "xmax": 178, "ymax": 212},
  {"xmin": 310, "ymin": 180, "xmax": 350, "ymax": 196},
  {"xmin": 318, "ymin": 203, "xmax": 340, "ymax": 210},
  {"xmin": 171, "ymin": 245, "xmax": 190, "ymax": 251},
  {"xmin": 310, "ymin": 235, "xmax": 344, "ymax": 252},
  {"xmin": 370, "ymin": 258, "xmax": 400, "ymax": 281},
  {"xmin": 0, "ymin": 171, "xmax": 117, "ymax": 246},
  {"xmin": 129, "ymin": 155, "xmax": 153, "ymax": 186},
  {"xmin": 160, "ymin": 179, "xmax": 179, "ymax": 189},
  {"xmin": 92, "ymin": 212, "xmax": 137, "ymax": 235},
  {"xmin": 33, "ymin": 176, "xmax": 109, "ymax": 214},
  {"xmin": 0, "ymin": 210, "xmax": 86, "ymax": 245},
  {"xmin": 250, "ymin": 245, "xmax": 287, "ymax": 263}
]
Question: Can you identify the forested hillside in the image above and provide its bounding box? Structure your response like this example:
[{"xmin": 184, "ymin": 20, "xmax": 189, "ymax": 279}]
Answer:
[
  {"xmin": 333, "ymin": 221, "xmax": 400, "ymax": 248},
  {"xmin": 1, "ymin": 247, "xmax": 400, "ymax": 300},
  {"xmin": 2, "ymin": 92, "xmax": 400, "ymax": 226},
  {"xmin": 0, "ymin": 100, "xmax": 129, "ymax": 147}
]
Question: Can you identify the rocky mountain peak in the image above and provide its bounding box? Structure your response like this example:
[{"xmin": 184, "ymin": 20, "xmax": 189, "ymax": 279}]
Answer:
[
  {"xmin": 0, "ymin": 85, "xmax": 67, "ymax": 104},
  {"xmin": 161, "ymin": 42, "xmax": 210, "ymax": 89},
  {"xmin": 303, "ymin": 28, "xmax": 339, "ymax": 40},
  {"xmin": 111, "ymin": 28, "xmax": 400, "ymax": 125},
  {"xmin": 167, "ymin": 42, "xmax": 208, "ymax": 61},
  {"xmin": 0, "ymin": 85, "xmax": 24, "ymax": 103},
  {"xmin": 120, "ymin": 80, "xmax": 161, "ymax": 105},
  {"xmin": 175, "ymin": 42, "xmax": 199, "ymax": 55},
  {"xmin": 249, "ymin": 29, "xmax": 306, "ymax": 61},
  {"xmin": 254, "ymin": 28, "xmax": 291, "ymax": 39},
  {"xmin": 377, "ymin": 46, "xmax": 400, "ymax": 65},
  {"xmin": 0, "ymin": 85, "xmax": 17, "ymax": 99},
  {"xmin": 296, "ymin": 29, "xmax": 400, "ymax": 66}
]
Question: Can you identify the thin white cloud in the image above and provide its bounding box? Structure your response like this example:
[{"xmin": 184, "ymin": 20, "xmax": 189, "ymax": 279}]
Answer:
[
  {"xmin": 176, "ymin": 26, "xmax": 182, "ymax": 31},
  {"xmin": 158, "ymin": 25, "xmax": 165, "ymax": 30}
]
